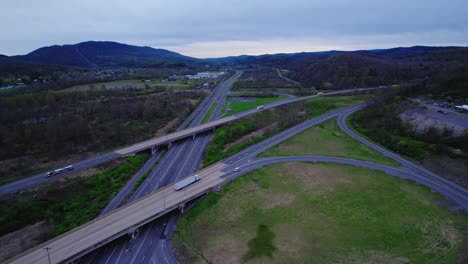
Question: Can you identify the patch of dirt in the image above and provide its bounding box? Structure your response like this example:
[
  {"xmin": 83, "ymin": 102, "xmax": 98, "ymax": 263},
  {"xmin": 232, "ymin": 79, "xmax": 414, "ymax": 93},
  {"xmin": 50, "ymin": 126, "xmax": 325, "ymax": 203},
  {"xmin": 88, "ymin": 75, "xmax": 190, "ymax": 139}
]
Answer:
[
  {"xmin": 259, "ymin": 191, "xmax": 296, "ymax": 209},
  {"xmin": 155, "ymin": 117, "xmax": 180, "ymax": 137},
  {"xmin": 224, "ymin": 122, "xmax": 278, "ymax": 151},
  {"xmin": 226, "ymin": 207, "xmax": 243, "ymax": 221},
  {"xmin": 205, "ymin": 238, "xmax": 249, "ymax": 264},
  {"xmin": 419, "ymin": 220, "xmax": 462, "ymax": 253},
  {"xmin": 274, "ymin": 223, "xmax": 312, "ymax": 254},
  {"xmin": 0, "ymin": 221, "xmax": 53, "ymax": 261},
  {"xmin": 400, "ymin": 109, "xmax": 468, "ymax": 137},
  {"xmin": 283, "ymin": 162, "xmax": 352, "ymax": 193}
]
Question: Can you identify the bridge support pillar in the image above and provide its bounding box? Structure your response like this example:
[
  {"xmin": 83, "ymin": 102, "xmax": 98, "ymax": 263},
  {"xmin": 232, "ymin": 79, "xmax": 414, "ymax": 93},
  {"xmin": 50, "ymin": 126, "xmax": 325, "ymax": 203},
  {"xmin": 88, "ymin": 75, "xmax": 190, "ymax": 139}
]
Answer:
[
  {"xmin": 192, "ymin": 134, "xmax": 195, "ymax": 140},
  {"xmin": 179, "ymin": 203, "xmax": 185, "ymax": 213},
  {"xmin": 168, "ymin": 142, "xmax": 172, "ymax": 149},
  {"xmin": 129, "ymin": 228, "xmax": 140, "ymax": 239},
  {"xmin": 212, "ymin": 127, "xmax": 216, "ymax": 132},
  {"xmin": 151, "ymin": 146, "xmax": 157, "ymax": 155}
]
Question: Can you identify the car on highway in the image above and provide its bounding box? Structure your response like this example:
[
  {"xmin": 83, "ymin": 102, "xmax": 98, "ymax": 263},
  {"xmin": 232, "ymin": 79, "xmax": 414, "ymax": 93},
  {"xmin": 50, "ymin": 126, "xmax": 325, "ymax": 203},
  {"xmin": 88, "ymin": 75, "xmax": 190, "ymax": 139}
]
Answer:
[
  {"xmin": 65, "ymin": 165, "xmax": 74, "ymax": 171},
  {"xmin": 46, "ymin": 171, "xmax": 53, "ymax": 177},
  {"xmin": 256, "ymin": 105, "xmax": 264, "ymax": 110},
  {"xmin": 234, "ymin": 167, "xmax": 241, "ymax": 172}
]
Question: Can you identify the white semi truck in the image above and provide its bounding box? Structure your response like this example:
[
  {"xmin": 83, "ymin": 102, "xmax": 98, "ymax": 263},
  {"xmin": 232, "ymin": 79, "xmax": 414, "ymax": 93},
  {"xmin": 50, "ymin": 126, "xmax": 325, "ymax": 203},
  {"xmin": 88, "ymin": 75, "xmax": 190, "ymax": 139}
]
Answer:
[{"xmin": 174, "ymin": 174, "xmax": 201, "ymax": 191}]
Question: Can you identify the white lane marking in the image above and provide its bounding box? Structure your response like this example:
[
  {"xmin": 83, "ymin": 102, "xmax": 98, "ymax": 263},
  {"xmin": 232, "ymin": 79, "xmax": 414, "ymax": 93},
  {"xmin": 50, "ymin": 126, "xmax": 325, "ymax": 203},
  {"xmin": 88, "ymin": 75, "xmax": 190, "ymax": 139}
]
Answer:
[
  {"xmin": 130, "ymin": 223, "xmax": 154, "ymax": 264},
  {"xmin": 104, "ymin": 246, "xmax": 117, "ymax": 264}
]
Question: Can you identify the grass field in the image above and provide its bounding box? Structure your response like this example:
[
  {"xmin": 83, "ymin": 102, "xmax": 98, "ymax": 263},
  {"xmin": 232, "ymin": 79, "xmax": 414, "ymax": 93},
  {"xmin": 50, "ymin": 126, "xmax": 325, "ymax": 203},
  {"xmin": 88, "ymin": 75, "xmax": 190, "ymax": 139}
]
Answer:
[
  {"xmin": 261, "ymin": 118, "xmax": 400, "ymax": 166},
  {"xmin": 202, "ymin": 102, "xmax": 218, "ymax": 123},
  {"xmin": 224, "ymin": 96, "xmax": 287, "ymax": 116},
  {"xmin": 202, "ymin": 95, "xmax": 373, "ymax": 168},
  {"xmin": 174, "ymin": 162, "xmax": 466, "ymax": 264}
]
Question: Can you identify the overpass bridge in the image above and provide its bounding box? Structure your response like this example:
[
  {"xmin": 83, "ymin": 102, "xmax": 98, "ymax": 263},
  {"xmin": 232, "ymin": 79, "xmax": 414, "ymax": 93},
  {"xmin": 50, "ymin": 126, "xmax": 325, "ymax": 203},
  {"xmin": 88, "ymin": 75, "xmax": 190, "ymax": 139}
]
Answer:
[
  {"xmin": 0, "ymin": 86, "xmax": 389, "ymax": 198},
  {"xmin": 8, "ymin": 162, "xmax": 229, "ymax": 264},
  {"xmin": 8, "ymin": 98, "xmax": 468, "ymax": 264},
  {"xmin": 115, "ymin": 87, "xmax": 383, "ymax": 155}
]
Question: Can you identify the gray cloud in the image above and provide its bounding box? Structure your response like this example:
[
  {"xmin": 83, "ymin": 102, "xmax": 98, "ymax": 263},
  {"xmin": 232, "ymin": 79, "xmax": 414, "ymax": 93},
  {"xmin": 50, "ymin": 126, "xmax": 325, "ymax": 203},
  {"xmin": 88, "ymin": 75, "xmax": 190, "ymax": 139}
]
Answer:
[{"xmin": 1, "ymin": 0, "xmax": 467, "ymax": 57}]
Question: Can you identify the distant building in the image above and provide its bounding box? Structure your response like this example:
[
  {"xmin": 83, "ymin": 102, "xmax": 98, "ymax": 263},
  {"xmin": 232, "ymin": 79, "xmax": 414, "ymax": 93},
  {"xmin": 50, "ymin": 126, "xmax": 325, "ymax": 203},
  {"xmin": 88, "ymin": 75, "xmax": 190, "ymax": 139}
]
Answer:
[
  {"xmin": 455, "ymin": 105, "xmax": 468, "ymax": 111},
  {"xmin": 186, "ymin": 71, "xmax": 225, "ymax": 79}
]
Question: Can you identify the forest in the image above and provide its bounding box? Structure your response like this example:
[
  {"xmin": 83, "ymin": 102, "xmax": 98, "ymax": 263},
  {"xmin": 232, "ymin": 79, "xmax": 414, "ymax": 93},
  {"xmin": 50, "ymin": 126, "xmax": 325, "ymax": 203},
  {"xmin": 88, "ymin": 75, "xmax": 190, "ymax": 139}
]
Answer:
[{"xmin": 0, "ymin": 87, "xmax": 205, "ymax": 182}]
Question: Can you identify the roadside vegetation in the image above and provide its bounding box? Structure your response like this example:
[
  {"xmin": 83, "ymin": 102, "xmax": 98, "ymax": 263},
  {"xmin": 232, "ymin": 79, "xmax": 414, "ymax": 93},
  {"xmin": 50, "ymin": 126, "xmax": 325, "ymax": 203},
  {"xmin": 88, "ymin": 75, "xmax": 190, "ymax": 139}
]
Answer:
[
  {"xmin": 261, "ymin": 118, "xmax": 399, "ymax": 166},
  {"xmin": 224, "ymin": 95, "xmax": 287, "ymax": 116},
  {"xmin": 0, "ymin": 154, "xmax": 147, "ymax": 238},
  {"xmin": 350, "ymin": 83, "xmax": 468, "ymax": 187},
  {"xmin": 174, "ymin": 162, "xmax": 466, "ymax": 264},
  {"xmin": 202, "ymin": 95, "xmax": 370, "ymax": 167},
  {"xmin": 232, "ymin": 68, "xmax": 304, "ymax": 91},
  {"xmin": 67, "ymin": 78, "xmax": 212, "ymax": 92},
  {"xmin": 0, "ymin": 88, "xmax": 204, "ymax": 183},
  {"xmin": 202, "ymin": 102, "xmax": 218, "ymax": 123}
]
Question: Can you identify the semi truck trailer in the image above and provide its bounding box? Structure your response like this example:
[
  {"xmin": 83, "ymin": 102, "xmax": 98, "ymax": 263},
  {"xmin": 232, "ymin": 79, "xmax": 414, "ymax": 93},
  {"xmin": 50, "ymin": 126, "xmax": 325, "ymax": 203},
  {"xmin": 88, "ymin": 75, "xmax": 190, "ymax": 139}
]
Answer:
[{"xmin": 174, "ymin": 174, "xmax": 201, "ymax": 191}]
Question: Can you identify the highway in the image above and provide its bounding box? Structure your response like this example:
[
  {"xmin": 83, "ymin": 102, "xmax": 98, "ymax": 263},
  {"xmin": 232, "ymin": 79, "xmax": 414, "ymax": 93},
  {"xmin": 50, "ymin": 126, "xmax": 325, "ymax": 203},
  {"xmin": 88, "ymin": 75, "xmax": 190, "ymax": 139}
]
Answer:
[
  {"xmin": 7, "ymin": 100, "xmax": 468, "ymax": 264},
  {"xmin": 0, "ymin": 153, "xmax": 120, "ymax": 197},
  {"xmin": 0, "ymin": 85, "xmax": 386, "ymax": 197},
  {"xmin": 80, "ymin": 71, "xmax": 242, "ymax": 264},
  {"xmin": 337, "ymin": 107, "xmax": 468, "ymax": 210}
]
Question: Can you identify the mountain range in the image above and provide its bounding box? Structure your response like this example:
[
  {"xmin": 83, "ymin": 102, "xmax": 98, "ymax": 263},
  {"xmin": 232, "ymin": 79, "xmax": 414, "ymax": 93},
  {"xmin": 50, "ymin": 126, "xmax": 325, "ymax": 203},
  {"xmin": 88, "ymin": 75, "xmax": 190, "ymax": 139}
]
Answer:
[
  {"xmin": 1, "ymin": 41, "xmax": 467, "ymax": 89},
  {"xmin": 3, "ymin": 41, "xmax": 198, "ymax": 68}
]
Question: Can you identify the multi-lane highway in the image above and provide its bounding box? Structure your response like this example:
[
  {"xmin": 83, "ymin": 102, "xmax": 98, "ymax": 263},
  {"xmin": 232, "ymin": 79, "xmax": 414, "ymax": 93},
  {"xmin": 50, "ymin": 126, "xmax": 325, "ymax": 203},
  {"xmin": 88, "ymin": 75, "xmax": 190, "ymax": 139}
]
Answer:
[
  {"xmin": 5, "ymin": 79, "xmax": 467, "ymax": 264},
  {"xmin": 0, "ymin": 84, "xmax": 384, "ymax": 197},
  {"xmin": 80, "ymin": 71, "xmax": 242, "ymax": 264},
  {"xmin": 8, "ymin": 100, "xmax": 467, "ymax": 264}
]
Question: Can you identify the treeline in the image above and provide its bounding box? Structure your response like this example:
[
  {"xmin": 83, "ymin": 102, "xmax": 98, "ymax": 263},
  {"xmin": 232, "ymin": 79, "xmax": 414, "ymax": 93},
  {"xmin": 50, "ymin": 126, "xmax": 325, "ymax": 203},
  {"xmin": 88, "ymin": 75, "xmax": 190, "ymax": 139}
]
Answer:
[
  {"xmin": 351, "ymin": 83, "xmax": 468, "ymax": 160},
  {"xmin": 0, "ymin": 155, "xmax": 146, "ymax": 237},
  {"xmin": 203, "ymin": 98, "xmax": 342, "ymax": 167},
  {"xmin": 285, "ymin": 48, "xmax": 468, "ymax": 90},
  {"xmin": 233, "ymin": 68, "xmax": 301, "ymax": 90},
  {"xmin": 0, "ymin": 88, "xmax": 204, "ymax": 178}
]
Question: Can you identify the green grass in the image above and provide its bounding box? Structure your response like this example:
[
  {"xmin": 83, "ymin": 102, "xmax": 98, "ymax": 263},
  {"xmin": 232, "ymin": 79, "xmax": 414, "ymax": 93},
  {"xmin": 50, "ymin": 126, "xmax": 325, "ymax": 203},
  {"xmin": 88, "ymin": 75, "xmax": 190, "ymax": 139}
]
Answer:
[
  {"xmin": 225, "ymin": 96, "xmax": 287, "ymax": 116},
  {"xmin": 202, "ymin": 95, "xmax": 372, "ymax": 168},
  {"xmin": 261, "ymin": 118, "xmax": 400, "ymax": 166},
  {"xmin": 174, "ymin": 162, "xmax": 466, "ymax": 264},
  {"xmin": 0, "ymin": 155, "xmax": 147, "ymax": 237},
  {"xmin": 244, "ymin": 224, "xmax": 276, "ymax": 261},
  {"xmin": 202, "ymin": 102, "xmax": 218, "ymax": 124},
  {"xmin": 130, "ymin": 169, "xmax": 151, "ymax": 196}
]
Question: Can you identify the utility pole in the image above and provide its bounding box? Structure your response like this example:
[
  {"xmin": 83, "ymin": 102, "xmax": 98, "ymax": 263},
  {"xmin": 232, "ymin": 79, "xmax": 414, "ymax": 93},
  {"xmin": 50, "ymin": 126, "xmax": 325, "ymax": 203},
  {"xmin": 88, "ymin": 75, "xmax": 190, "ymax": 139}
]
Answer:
[{"xmin": 44, "ymin": 247, "xmax": 52, "ymax": 264}]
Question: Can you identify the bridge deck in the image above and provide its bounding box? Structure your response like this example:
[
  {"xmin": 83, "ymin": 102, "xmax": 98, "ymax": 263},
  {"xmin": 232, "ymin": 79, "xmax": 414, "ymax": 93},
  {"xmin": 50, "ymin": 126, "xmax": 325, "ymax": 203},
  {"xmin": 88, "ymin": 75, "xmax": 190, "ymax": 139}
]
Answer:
[
  {"xmin": 9, "ymin": 163, "xmax": 227, "ymax": 264},
  {"xmin": 115, "ymin": 116, "xmax": 237, "ymax": 155}
]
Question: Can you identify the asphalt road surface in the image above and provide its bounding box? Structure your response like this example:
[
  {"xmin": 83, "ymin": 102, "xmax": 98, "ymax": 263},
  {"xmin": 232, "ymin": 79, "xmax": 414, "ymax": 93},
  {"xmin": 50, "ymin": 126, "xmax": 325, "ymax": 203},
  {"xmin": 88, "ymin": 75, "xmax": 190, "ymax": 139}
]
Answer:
[
  {"xmin": 0, "ymin": 85, "xmax": 385, "ymax": 197},
  {"xmin": 8, "ymin": 101, "xmax": 468, "ymax": 264},
  {"xmin": 337, "ymin": 107, "xmax": 468, "ymax": 210},
  {"xmin": 79, "ymin": 71, "xmax": 242, "ymax": 264}
]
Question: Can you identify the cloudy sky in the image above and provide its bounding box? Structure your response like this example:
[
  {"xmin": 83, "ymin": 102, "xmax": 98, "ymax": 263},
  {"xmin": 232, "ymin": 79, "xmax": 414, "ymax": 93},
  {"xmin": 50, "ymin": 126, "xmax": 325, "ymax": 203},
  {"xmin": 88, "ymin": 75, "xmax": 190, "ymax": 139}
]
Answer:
[{"xmin": 2, "ymin": 0, "xmax": 467, "ymax": 58}]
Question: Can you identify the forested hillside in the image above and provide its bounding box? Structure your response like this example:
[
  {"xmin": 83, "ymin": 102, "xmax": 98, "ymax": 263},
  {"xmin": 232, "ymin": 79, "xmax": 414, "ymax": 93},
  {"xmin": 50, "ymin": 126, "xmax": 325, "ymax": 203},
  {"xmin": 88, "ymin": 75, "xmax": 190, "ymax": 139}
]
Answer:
[{"xmin": 0, "ymin": 88, "xmax": 205, "ymax": 183}]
